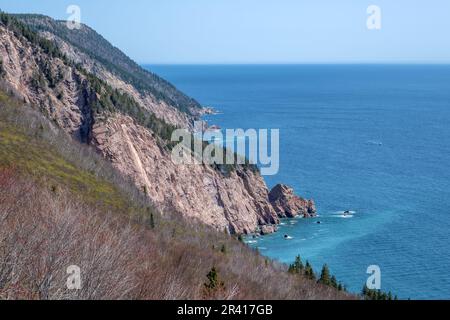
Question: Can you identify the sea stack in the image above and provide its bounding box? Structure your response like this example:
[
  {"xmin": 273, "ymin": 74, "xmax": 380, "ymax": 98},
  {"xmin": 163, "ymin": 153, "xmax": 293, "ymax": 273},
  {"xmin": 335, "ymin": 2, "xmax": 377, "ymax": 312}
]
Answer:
[{"xmin": 268, "ymin": 184, "xmax": 317, "ymax": 218}]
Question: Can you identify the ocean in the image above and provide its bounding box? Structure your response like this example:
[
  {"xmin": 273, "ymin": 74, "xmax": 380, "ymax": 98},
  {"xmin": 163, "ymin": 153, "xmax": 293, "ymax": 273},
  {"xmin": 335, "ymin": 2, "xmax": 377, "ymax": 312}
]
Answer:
[{"xmin": 146, "ymin": 64, "xmax": 450, "ymax": 299}]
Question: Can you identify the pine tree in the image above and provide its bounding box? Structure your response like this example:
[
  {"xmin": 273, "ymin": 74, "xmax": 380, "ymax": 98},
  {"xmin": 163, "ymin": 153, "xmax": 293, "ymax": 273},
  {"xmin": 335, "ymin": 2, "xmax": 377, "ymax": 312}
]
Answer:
[
  {"xmin": 220, "ymin": 244, "xmax": 227, "ymax": 254},
  {"xmin": 330, "ymin": 275, "xmax": 338, "ymax": 288},
  {"xmin": 288, "ymin": 255, "xmax": 304, "ymax": 274},
  {"xmin": 288, "ymin": 264, "xmax": 295, "ymax": 274},
  {"xmin": 204, "ymin": 267, "xmax": 220, "ymax": 289},
  {"xmin": 294, "ymin": 255, "xmax": 304, "ymax": 273},
  {"xmin": 388, "ymin": 292, "xmax": 393, "ymax": 300},
  {"xmin": 362, "ymin": 284, "xmax": 395, "ymax": 301},
  {"xmin": 319, "ymin": 264, "xmax": 331, "ymax": 286},
  {"xmin": 203, "ymin": 267, "xmax": 225, "ymax": 297},
  {"xmin": 304, "ymin": 261, "xmax": 315, "ymax": 280}
]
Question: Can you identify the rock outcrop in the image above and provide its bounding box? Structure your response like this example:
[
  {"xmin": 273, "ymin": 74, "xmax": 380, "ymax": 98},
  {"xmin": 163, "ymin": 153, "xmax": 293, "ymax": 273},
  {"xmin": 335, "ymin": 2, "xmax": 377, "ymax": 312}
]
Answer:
[
  {"xmin": 269, "ymin": 184, "xmax": 316, "ymax": 218},
  {"xmin": 259, "ymin": 224, "xmax": 278, "ymax": 235}
]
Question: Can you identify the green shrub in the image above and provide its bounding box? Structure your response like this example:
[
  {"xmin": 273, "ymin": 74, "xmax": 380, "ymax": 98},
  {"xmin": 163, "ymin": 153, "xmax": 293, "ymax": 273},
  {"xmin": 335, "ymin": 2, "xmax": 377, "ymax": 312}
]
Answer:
[{"xmin": 203, "ymin": 267, "xmax": 225, "ymax": 297}]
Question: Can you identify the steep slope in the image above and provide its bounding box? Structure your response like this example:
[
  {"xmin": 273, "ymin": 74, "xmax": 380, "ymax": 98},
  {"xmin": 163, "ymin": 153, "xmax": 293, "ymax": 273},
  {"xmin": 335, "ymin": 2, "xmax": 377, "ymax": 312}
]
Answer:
[
  {"xmin": 92, "ymin": 114, "xmax": 279, "ymax": 233},
  {"xmin": 15, "ymin": 14, "xmax": 202, "ymax": 119},
  {"xmin": 0, "ymin": 91, "xmax": 352, "ymax": 300},
  {"xmin": 0, "ymin": 12, "xmax": 285, "ymax": 234}
]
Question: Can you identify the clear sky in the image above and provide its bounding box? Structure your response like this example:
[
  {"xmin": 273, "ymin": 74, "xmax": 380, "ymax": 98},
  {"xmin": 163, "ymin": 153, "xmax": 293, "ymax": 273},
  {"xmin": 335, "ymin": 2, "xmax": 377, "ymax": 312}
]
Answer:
[{"xmin": 1, "ymin": 0, "xmax": 449, "ymax": 64}]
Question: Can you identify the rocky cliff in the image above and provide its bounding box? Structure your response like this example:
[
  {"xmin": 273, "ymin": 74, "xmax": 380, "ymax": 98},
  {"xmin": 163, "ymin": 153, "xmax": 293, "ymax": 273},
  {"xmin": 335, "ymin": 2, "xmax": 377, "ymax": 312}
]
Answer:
[
  {"xmin": 269, "ymin": 184, "xmax": 316, "ymax": 218},
  {"xmin": 0, "ymin": 13, "xmax": 312, "ymax": 234},
  {"xmin": 92, "ymin": 114, "xmax": 279, "ymax": 233}
]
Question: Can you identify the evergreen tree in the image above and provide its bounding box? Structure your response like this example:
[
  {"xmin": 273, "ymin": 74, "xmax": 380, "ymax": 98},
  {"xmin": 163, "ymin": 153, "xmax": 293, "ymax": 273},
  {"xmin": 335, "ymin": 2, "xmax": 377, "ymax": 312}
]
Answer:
[
  {"xmin": 362, "ymin": 284, "xmax": 396, "ymax": 300},
  {"xmin": 318, "ymin": 264, "xmax": 331, "ymax": 286},
  {"xmin": 294, "ymin": 255, "xmax": 304, "ymax": 273},
  {"xmin": 304, "ymin": 261, "xmax": 315, "ymax": 280},
  {"xmin": 288, "ymin": 255, "xmax": 304, "ymax": 274},
  {"xmin": 330, "ymin": 275, "xmax": 338, "ymax": 289},
  {"xmin": 203, "ymin": 267, "xmax": 225, "ymax": 297},
  {"xmin": 220, "ymin": 244, "xmax": 227, "ymax": 254},
  {"xmin": 204, "ymin": 267, "xmax": 219, "ymax": 289}
]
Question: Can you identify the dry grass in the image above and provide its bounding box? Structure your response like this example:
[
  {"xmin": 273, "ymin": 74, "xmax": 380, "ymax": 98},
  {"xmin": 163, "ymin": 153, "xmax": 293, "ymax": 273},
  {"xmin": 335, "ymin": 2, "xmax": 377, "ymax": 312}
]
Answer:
[{"xmin": 0, "ymin": 168, "xmax": 353, "ymax": 300}]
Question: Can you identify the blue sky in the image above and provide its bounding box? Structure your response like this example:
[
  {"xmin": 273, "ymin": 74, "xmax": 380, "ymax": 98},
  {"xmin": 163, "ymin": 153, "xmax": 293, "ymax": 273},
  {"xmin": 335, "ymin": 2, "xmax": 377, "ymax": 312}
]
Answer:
[{"xmin": 1, "ymin": 0, "xmax": 449, "ymax": 64}]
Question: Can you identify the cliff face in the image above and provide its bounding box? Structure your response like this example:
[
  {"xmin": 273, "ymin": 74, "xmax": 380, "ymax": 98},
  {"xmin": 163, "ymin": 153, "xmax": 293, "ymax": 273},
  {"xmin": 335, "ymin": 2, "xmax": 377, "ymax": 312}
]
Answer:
[
  {"xmin": 0, "ymin": 15, "xmax": 312, "ymax": 234},
  {"xmin": 92, "ymin": 114, "xmax": 279, "ymax": 233},
  {"xmin": 0, "ymin": 24, "xmax": 93, "ymax": 141}
]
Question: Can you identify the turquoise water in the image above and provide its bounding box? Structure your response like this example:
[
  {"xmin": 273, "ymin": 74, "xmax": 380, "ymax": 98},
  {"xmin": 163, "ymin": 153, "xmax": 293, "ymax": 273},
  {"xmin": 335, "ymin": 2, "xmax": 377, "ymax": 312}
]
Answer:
[{"xmin": 146, "ymin": 65, "xmax": 450, "ymax": 299}]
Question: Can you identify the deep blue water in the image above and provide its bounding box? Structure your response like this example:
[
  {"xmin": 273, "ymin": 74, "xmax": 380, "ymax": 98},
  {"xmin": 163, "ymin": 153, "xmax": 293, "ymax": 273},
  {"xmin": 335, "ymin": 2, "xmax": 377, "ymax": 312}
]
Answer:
[{"xmin": 146, "ymin": 65, "xmax": 450, "ymax": 299}]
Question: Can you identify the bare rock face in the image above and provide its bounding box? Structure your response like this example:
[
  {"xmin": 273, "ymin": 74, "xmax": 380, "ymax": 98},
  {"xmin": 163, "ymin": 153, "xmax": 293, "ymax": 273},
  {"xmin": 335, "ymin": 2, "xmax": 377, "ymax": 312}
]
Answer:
[
  {"xmin": 92, "ymin": 115, "xmax": 279, "ymax": 234},
  {"xmin": 0, "ymin": 27, "xmax": 98, "ymax": 143},
  {"xmin": 269, "ymin": 184, "xmax": 316, "ymax": 218}
]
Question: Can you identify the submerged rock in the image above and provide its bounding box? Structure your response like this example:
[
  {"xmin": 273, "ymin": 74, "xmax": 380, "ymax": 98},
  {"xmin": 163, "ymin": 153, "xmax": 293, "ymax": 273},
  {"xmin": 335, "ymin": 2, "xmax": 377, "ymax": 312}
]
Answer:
[
  {"xmin": 268, "ymin": 184, "xmax": 317, "ymax": 218},
  {"xmin": 259, "ymin": 224, "xmax": 278, "ymax": 235}
]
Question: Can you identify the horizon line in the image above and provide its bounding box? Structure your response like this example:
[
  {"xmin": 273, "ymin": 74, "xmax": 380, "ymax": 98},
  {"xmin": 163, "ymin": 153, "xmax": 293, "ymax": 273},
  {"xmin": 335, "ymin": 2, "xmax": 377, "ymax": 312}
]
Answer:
[{"xmin": 140, "ymin": 62, "xmax": 450, "ymax": 66}]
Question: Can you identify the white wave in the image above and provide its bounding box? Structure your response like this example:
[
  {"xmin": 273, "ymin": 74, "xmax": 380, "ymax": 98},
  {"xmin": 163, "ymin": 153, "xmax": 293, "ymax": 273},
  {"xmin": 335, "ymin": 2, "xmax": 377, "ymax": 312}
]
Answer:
[
  {"xmin": 332, "ymin": 214, "xmax": 354, "ymax": 218},
  {"xmin": 366, "ymin": 140, "xmax": 383, "ymax": 146}
]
